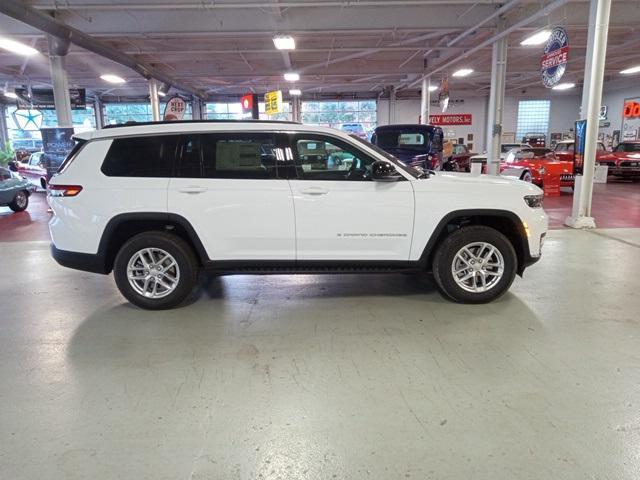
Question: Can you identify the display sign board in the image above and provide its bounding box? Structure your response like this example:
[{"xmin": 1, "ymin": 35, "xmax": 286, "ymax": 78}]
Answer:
[
  {"xmin": 241, "ymin": 93, "xmax": 259, "ymax": 119},
  {"xmin": 163, "ymin": 96, "xmax": 186, "ymax": 121},
  {"xmin": 622, "ymin": 98, "xmax": 640, "ymax": 140},
  {"xmin": 264, "ymin": 90, "xmax": 283, "ymax": 115},
  {"xmin": 541, "ymin": 27, "xmax": 569, "ymax": 88},
  {"xmin": 40, "ymin": 127, "xmax": 75, "ymax": 182},
  {"xmin": 14, "ymin": 88, "xmax": 86, "ymax": 110},
  {"xmin": 428, "ymin": 114, "xmax": 472, "ymax": 126},
  {"xmin": 574, "ymin": 119, "xmax": 587, "ymax": 174}
]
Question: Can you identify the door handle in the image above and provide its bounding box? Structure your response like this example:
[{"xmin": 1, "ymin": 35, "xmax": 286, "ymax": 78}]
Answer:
[
  {"xmin": 300, "ymin": 187, "xmax": 329, "ymax": 196},
  {"xmin": 178, "ymin": 186, "xmax": 208, "ymax": 194}
]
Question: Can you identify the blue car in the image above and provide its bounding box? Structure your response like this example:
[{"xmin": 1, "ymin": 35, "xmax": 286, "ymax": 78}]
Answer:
[
  {"xmin": 0, "ymin": 166, "xmax": 36, "ymax": 212},
  {"xmin": 371, "ymin": 124, "xmax": 444, "ymax": 170}
]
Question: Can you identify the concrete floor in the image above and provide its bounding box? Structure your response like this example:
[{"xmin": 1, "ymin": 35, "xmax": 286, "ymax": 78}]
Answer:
[{"xmin": 1, "ymin": 229, "xmax": 640, "ymax": 480}]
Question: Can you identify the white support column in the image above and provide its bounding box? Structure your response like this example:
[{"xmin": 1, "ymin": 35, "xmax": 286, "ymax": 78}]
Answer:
[
  {"xmin": 388, "ymin": 87, "xmax": 396, "ymax": 125},
  {"xmin": 291, "ymin": 96, "xmax": 302, "ymax": 123},
  {"xmin": 149, "ymin": 79, "xmax": 161, "ymax": 122},
  {"xmin": 93, "ymin": 98, "xmax": 103, "ymax": 129},
  {"xmin": 565, "ymin": 0, "xmax": 611, "ymax": 229},
  {"xmin": 47, "ymin": 35, "xmax": 72, "ymax": 128},
  {"xmin": 420, "ymin": 77, "xmax": 431, "ymax": 124},
  {"xmin": 485, "ymin": 18, "xmax": 507, "ymax": 175},
  {"xmin": 0, "ymin": 104, "xmax": 9, "ymax": 150},
  {"xmin": 191, "ymin": 98, "xmax": 203, "ymax": 120},
  {"xmin": 580, "ymin": 0, "xmax": 598, "ymax": 118}
]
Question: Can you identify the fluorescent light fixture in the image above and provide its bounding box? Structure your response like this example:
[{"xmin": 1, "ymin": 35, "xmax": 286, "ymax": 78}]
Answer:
[
  {"xmin": 452, "ymin": 68, "xmax": 474, "ymax": 77},
  {"xmin": 3, "ymin": 91, "xmax": 18, "ymax": 99},
  {"xmin": 520, "ymin": 29, "xmax": 552, "ymax": 46},
  {"xmin": 273, "ymin": 36, "xmax": 296, "ymax": 50},
  {"xmin": 289, "ymin": 89, "xmax": 302, "ymax": 96},
  {"xmin": 284, "ymin": 72, "xmax": 300, "ymax": 82},
  {"xmin": 157, "ymin": 91, "xmax": 166, "ymax": 97},
  {"xmin": 100, "ymin": 74, "xmax": 126, "ymax": 84},
  {"xmin": 552, "ymin": 82, "xmax": 575, "ymax": 90},
  {"xmin": 0, "ymin": 37, "xmax": 38, "ymax": 56},
  {"xmin": 620, "ymin": 65, "xmax": 640, "ymax": 75},
  {"xmin": 428, "ymin": 85, "xmax": 438, "ymax": 92}
]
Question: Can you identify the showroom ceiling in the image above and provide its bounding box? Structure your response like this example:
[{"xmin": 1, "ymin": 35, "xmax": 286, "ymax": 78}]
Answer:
[{"xmin": 0, "ymin": 0, "xmax": 639, "ymax": 100}]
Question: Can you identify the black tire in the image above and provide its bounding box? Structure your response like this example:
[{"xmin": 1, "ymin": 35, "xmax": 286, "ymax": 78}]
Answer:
[
  {"xmin": 113, "ymin": 231, "xmax": 200, "ymax": 310},
  {"xmin": 8, "ymin": 190, "xmax": 29, "ymax": 212},
  {"xmin": 432, "ymin": 226, "xmax": 517, "ymax": 304}
]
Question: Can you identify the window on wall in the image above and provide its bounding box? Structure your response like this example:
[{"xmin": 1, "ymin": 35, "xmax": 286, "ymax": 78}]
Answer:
[
  {"xmin": 301, "ymin": 101, "xmax": 377, "ymax": 133},
  {"xmin": 205, "ymin": 102, "xmax": 291, "ymax": 121},
  {"xmin": 103, "ymin": 102, "xmax": 193, "ymax": 125},
  {"xmin": 516, "ymin": 100, "xmax": 550, "ymax": 142}
]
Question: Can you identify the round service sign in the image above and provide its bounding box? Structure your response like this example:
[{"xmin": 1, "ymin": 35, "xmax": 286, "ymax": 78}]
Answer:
[
  {"xmin": 163, "ymin": 95, "xmax": 186, "ymax": 121},
  {"xmin": 541, "ymin": 27, "xmax": 569, "ymax": 88}
]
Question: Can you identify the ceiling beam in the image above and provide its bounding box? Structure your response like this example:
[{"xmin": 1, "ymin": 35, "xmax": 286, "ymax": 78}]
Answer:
[{"xmin": 0, "ymin": 0, "xmax": 207, "ymax": 98}]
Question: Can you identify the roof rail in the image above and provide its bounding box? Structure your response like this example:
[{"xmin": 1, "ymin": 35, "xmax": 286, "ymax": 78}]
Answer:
[{"xmin": 102, "ymin": 119, "xmax": 301, "ymax": 129}]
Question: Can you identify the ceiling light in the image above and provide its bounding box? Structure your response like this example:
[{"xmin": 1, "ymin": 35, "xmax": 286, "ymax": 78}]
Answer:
[
  {"xmin": 552, "ymin": 82, "xmax": 575, "ymax": 90},
  {"xmin": 100, "ymin": 74, "xmax": 126, "ymax": 84},
  {"xmin": 0, "ymin": 37, "xmax": 38, "ymax": 56},
  {"xmin": 289, "ymin": 89, "xmax": 302, "ymax": 96},
  {"xmin": 157, "ymin": 91, "xmax": 166, "ymax": 97},
  {"xmin": 273, "ymin": 36, "xmax": 296, "ymax": 50},
  {"xmin": 284, "ymin": 72, "xmax": 300, "ymax": 82},
  {"xmin": 452, "ymin": 68, "xmax": 474, "ymax": 77},
  {"xmin": 428, "ymin": 85, "xmax": 438, "ymax": 92},
  {"xmin": 520, "ymin": 29, "xmax": 552, "ymax": 46},
  {"xmin": 3, "ymin": 91, "xmax": 18, "ymax": 99},
  {"xmin": 620, "ymin": 65, "xmax": 640, "ymax": 75}
]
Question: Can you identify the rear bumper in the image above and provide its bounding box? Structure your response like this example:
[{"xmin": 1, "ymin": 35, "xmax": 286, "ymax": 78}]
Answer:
[{"xmin": 50, "ymin": 244, "xmax": 109, "ymax": 274}]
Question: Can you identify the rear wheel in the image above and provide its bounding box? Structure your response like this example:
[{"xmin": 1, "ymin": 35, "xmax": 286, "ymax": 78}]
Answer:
[
  {"xmin": 8, "ymin": 190, "xmax": 28, "ymax": 212},
  {"xmin": 520, "ymin": 170, "xmax": 533, "ymax": 183},
  {"xmin": 113, "ymin": 232, "xmax": 199, "ymax": 309},
  {"xmin": 432, "ymin": 226, "xmax": 517, "ymax": 303}
]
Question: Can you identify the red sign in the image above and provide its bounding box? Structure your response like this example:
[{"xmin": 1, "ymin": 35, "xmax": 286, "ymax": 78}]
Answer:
[
  {"xmin": 241, "ymin": 93, "xmax": 254, "ymax": 114},
  {"xmin": 540, "ymin": 45, "xmax": 569, "ymax": 71},
  {"xmin": 624, "ymin": 101, "xmax": 640, "ymax": 118},
  {"xmin": 429, "ymin": 114, "xmax": 472, "ymax": 125}
]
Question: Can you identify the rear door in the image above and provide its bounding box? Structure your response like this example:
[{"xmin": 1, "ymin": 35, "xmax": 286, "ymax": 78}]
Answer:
[
  {"xmin": 168, "ymin": 132, "xmax": 296, "ymax": 261},
  {"xmin": 288, "ymin": 133, "xmax": 414, "ymax": 261}
]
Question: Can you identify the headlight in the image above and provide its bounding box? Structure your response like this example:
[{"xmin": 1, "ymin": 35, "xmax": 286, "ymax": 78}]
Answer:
[
  {"xmin": 524, "ymin": 194, "xmax": 544, "ymax": 208},
  {"xmin": 538, "ymin": 167, "xmax": 546, "ymax": 175}
]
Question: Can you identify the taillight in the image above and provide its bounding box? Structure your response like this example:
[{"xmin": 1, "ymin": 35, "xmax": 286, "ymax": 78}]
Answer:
[{"xmin": 48, "ymin": 184, "xmax": 83, "ymax": 197}]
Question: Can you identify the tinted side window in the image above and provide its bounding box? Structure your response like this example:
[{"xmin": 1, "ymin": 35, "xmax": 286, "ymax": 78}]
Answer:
[
  {"xmin": 293, "ymin": 135, "xmax": 376, "ymax": 181},
  {"xmin": 201, "ymin": 133, "xmax": 283, "ymax": 179},
  {"xmin": 102, "ymin": 135, "xmax": 178, "ymax": 177}
]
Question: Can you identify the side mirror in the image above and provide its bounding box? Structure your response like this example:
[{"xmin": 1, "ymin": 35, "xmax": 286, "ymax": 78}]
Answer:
[{"xmin": 372, "ymin": 160, "xmax": 402, "ymax": 182}]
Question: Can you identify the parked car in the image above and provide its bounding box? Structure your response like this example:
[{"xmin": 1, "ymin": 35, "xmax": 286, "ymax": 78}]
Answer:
[
  {"xmin": 371, "ymin": 124, "xmax": 444, "ymax": 170},
  {"xmin": 0, "ymin": 166, "xmax": 36, "ymax": 212},
  {"xmin": 469, "ymin": 143, "xmax": 532, "ymax": 165},
  {"xmin": 17, "ymin": 151, "xmax": 47, "ymax": 189},
  {"xmin": 337, "ymin": 123, "xmax": 368, "ymax": 140},
  {"xmin": 500, "ymin": 147, "xmax": 574, "ymax": 187},
  {"xmin": 49, "ymin": 120, "xmax": 547, "ymax": 309},
  {"xmin": 553, "ymin": 140, "xmax": 617, "ymax": 168},
  {"xmin": 608, "ymin": 141, "xmax": 640, "ymax": 180},
  {"xmin": 444, "ymin": 143, "xmax": 473, "ymax": 172}
]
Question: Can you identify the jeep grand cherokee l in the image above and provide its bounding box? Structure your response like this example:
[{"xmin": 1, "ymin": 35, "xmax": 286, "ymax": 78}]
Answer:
[{"xmin": 48, "ymin": 120, "xmax": 547, "ymax": 309}]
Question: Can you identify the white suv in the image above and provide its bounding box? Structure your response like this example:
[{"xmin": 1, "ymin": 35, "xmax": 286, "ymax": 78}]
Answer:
[{"xmin": 48, "ymin": 120, "xmax": 547, "ymax": 309}]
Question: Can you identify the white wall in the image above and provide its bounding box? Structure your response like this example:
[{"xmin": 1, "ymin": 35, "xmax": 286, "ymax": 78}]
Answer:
[{"xmin": 376, "ymin": 86, "xmax": 640, "ymax": 151}]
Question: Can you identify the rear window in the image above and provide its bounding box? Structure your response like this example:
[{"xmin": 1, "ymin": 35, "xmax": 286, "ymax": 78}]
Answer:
[
  {"xmin": 616, "ymin": 143, "xmax": 640, "ymax": 153},
  {"xmin": 101, "ymin": 135, "xmax": 179, "ymax": 177},
  {"xmin": 375, "ymin": 130, "xmax": 427, "ymax": 149}
]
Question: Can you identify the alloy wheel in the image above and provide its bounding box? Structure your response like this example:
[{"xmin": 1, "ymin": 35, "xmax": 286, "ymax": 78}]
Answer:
[
  {"xmin": 451, "ymin": 242, "xmax": 505, "ymax": 293},
  {"xmin": 126, "ymin": 248, "xmax": 181, "ymax": 299}
]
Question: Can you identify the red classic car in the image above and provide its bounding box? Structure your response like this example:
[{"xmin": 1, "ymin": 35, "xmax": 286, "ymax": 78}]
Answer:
[
  {"xmin": 499, "ymin": 147, "xmax": 574, "ymax": 187},
  {"xmin": 608, "ymin": 141, "xmax": 640, "ymax": 180},
  {"xmin": 553, "ymin": 140, "xmax": 617, "ymax": 167}
]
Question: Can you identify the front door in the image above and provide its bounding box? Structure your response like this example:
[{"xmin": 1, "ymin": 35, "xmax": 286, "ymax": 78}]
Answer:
[
  {"xmin": 288, "ymin": 134, "xmax": 415, "ymax": 261},
  {"xmin": 168, "ymin": 132, "xmax": 296, "ymax": 261}
]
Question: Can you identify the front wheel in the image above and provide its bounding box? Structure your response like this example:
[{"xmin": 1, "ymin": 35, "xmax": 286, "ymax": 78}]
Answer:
[
  {"xmin": 9, "ymin": 190, "xmax": 29, "ymax": 212},
  {"xmin": 520, "ymin": 170, "xmax": 533, "ymax": 183},
  {"xmin": 113, "ymin": 232, "xmax": 200, "ymax": 310},
  {"xmin": 432, "ymin": 226, "xmax": 517, "ymax": 303}
]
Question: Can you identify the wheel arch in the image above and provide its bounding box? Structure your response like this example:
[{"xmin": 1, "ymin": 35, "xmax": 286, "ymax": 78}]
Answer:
[
  {"xmin": 418, "ymin": 209, "xmax": 529, "ymax": 275},
  {"xmin": 98, "ymin": 212, "xmax": 209, "ymax": 273}
]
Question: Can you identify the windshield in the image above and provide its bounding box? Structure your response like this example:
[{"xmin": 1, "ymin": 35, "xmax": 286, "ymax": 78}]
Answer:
[
  {"xmin": 349, "ymin": 135, "xmax": 422, "ymax": 178},
  {"xmin": 616, "ymin": 143, "xmax": 640, "ymax": 153},
  {"xmin": 501, "ymin": 144, "xmax": 520, "ymax": 153}
]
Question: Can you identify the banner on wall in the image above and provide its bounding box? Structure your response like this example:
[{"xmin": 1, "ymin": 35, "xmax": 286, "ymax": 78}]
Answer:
[
  {"xmin": 622, "ymin": 98, "xmax": 640, "ymax": 140},
  {"xmin": 574, "ymin": 119, "xmax": 587, "ymax": 174},
  {"xmin": 541, "ymin": 27, "xmax": 569, "ymax": 88},
  {"xmin": 429, "ymin": 114, "xmax": 472, "ymax": 125},
  {"xmin": 14, "ymin": 88, "xmax": 86, "ymax": 110}
]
